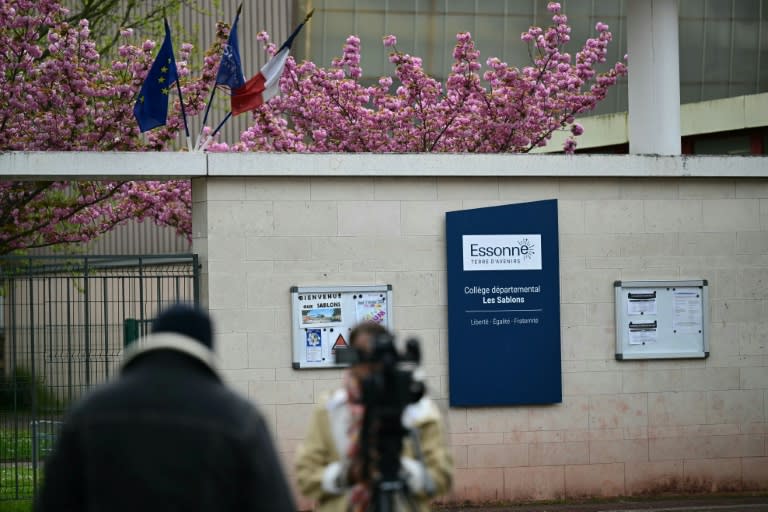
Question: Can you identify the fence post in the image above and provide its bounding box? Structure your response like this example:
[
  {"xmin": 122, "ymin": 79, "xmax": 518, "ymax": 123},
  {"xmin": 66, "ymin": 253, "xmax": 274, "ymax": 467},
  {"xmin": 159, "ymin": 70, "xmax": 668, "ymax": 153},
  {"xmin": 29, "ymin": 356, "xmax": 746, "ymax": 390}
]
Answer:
[{"xmin": 123, "ymin": 319, "xmax": 139, "ymax": 348}]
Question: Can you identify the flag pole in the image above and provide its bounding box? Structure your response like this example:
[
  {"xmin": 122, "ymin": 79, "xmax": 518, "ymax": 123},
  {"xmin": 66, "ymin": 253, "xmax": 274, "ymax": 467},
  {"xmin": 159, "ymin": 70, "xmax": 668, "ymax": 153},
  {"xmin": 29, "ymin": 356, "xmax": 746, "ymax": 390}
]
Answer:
[
  {"xmin": 197, "ymin": 3, "xmax": 243, "ymax": 151},
  {"xmin": 280, "ymin": 8, "xmax": 314, "ymax": 53},
  {"xmin": 160, "ymin": 17, "xmax": 192, "ymax": 151},
  {"xmin": 200, "ymin": 111, "xmax": 232, "ymax": 151},
  {"xmin": 196, "ymin": 88, "xmax": 218, "ymax": 150},
  {"xmin": 175, "ymin": 73, "xmax": 193, "ymax": 152}
]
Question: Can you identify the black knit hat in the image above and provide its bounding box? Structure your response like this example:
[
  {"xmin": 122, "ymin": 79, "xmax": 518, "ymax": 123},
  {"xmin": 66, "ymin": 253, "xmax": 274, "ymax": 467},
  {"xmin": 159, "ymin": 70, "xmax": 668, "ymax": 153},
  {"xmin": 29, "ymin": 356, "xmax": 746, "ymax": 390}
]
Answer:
[{"xmin": 152, "ymin": 303, "xmax": 214, "ymax": 348}]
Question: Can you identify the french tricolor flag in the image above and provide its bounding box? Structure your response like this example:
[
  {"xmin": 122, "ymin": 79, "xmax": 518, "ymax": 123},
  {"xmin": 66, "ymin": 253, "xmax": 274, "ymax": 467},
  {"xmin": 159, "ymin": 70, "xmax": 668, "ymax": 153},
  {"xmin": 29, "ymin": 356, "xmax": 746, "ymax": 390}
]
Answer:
[{"xmin": 231, "ymin": 10, "xmax": 314, "ymax": 117}]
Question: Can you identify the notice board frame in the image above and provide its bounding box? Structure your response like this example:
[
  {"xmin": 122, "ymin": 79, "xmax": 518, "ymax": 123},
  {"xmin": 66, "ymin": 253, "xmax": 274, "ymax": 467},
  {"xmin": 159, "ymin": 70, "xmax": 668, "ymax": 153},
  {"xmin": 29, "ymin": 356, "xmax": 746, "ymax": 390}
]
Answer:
[
  {"xmin": 291, "ymin": 284, "xmax": 393, "ymax": 369},
  {"xmin": 614, "ymin": 279, "xmax": 709, "ymax": 360}
]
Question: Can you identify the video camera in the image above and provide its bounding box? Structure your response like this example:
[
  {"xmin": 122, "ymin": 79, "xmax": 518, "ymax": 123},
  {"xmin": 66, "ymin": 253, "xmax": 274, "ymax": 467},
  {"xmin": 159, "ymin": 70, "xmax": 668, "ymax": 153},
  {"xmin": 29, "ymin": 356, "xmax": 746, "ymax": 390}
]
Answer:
[
  {"xmin": 335, "ymin": 332, "xmax": 425, "ymax": 413},
  {"xmin": 335, "ymin": 332, "xmax": 425, "ymax": 504}
]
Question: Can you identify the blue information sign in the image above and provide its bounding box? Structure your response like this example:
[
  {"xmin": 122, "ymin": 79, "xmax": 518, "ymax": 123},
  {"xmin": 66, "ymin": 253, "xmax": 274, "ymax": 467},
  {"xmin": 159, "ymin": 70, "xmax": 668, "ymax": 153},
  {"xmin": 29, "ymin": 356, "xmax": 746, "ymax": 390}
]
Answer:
[{"xmin": 446, "ymin": 199, "xmax": 561, "ymax": 406}]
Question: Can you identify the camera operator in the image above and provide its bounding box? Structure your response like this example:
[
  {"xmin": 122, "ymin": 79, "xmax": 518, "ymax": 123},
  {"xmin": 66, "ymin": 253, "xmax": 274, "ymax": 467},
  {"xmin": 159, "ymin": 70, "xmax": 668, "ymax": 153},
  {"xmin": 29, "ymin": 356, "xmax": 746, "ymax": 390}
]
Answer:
[{"xmin": 295, "ymin": 322, "xmax": 453, "ymax": 512}]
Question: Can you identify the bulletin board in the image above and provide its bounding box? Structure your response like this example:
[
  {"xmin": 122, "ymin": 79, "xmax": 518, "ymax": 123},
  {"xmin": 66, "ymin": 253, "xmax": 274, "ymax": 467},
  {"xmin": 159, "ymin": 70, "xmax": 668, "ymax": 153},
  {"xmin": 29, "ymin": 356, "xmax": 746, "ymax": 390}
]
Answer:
[
  {"xmin": 291, "ymin": 285, "xmax": 392, "ymax": 369},
  {"xmin": 614, "ymin": 280, "xmax": 709, "ymax": 360}
]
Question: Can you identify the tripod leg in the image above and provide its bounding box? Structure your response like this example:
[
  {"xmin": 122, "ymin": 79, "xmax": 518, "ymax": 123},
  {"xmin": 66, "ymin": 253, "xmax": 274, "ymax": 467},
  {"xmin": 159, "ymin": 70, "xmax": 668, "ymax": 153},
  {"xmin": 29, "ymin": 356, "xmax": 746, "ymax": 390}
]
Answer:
[
  {"xmin": 373, "ymin": 489, "xmax": 419, "ymax": 512},
  {"xmin": 380, "ymin": 489, "xmax": 394, "ymax": 512},
  {"xmin": 398, "ymin": 488, "xmax": 420, "ymax": 512},
  {"xmin": 366, "ymin": 488, "xmax": 397, "ymax": 512}
]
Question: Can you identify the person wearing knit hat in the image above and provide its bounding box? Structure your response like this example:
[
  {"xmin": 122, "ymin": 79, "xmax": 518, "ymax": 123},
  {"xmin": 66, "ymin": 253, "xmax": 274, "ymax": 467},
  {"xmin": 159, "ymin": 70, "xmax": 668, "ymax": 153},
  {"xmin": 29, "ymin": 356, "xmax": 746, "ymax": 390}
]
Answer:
[
  {"xmin": 151, "ymin": 303, "xmax": 214, "ymax": 347},
  {"xmin": 36, "ymin": 303, "xmax": 295, "ymax": 512}
]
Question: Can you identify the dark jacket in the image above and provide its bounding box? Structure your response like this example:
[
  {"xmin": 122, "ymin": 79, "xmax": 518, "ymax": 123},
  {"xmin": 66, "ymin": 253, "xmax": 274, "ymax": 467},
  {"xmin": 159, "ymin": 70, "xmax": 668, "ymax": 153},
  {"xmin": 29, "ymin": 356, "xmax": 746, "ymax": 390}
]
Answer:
[{"xmin": 35, "ymin": 332, "xmax": 296, "ymax": 512}]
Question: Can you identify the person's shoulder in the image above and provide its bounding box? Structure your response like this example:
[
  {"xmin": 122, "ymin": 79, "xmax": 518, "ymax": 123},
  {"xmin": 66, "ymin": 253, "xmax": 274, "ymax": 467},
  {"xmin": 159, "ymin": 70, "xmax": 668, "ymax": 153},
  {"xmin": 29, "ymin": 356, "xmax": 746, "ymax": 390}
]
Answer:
[
  {"xmin": 46, "ymin": 377, "xmax": 134, "ymax": 434},
  {"xmin": 63, "ymin": 376, "xmax": 127, "ymax": 418}
]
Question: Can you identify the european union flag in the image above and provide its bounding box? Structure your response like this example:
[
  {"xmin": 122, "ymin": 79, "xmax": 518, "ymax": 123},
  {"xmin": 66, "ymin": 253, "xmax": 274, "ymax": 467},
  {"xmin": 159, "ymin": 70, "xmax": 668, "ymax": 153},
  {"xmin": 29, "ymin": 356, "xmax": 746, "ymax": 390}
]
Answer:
[
  {"xmin": 133, "ymin": 20, "xmax": 179, "ymax": 132},
  {"xmin": 215, "ymin": 4, "xmax": 245, "ymax": 92}
]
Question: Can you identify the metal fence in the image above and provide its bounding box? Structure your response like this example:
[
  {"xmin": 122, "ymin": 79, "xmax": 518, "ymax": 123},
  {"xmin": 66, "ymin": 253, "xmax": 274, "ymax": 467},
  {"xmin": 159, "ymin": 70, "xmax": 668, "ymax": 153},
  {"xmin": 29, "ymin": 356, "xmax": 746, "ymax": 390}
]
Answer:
[{"xmin": 0, "ymin": 254, "xmax": 199, "ymax": 500}]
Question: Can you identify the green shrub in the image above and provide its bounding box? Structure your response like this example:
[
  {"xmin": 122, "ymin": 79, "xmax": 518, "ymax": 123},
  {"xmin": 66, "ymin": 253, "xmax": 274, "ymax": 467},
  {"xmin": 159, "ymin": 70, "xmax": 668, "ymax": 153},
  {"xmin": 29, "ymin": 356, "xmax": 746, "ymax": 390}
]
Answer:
[{"xmin": 0, "ymin": 369, "xmax": 61, "ymax": 413}]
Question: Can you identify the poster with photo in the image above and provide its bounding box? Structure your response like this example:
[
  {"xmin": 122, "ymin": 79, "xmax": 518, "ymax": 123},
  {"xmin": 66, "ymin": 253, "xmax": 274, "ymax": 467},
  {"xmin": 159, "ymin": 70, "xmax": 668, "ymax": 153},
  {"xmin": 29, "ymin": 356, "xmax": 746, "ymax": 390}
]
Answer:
[
  {"xmin": 301, "ymin": 307, "xmax": 342, "ymax": 327},
  {"xmin": 297, "ymin": 291, "xmax": 344, "ymax": 328},
  {"xmin": 305, "ymin": 329, "xmax": 323, "ymax": 362}
]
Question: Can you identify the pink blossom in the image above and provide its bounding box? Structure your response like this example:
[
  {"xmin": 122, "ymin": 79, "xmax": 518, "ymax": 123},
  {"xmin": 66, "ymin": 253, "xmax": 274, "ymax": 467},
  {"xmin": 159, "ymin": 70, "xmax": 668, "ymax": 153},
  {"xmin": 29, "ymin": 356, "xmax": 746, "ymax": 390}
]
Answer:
[
  {"xmin": 0, "ymin": 0, "xmax": 231, "ymax": 253},
  {"xmin": 0, "ymin": 0, "xmax": 626, "ymax": 254}
]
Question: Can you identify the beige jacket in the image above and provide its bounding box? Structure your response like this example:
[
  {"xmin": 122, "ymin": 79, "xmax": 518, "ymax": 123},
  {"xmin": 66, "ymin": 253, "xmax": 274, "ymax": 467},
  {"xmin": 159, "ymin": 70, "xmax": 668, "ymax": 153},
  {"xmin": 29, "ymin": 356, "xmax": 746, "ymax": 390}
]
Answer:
[{"xmin": 295, "ymin": 389, "xmax": 453, "ymax": 512}]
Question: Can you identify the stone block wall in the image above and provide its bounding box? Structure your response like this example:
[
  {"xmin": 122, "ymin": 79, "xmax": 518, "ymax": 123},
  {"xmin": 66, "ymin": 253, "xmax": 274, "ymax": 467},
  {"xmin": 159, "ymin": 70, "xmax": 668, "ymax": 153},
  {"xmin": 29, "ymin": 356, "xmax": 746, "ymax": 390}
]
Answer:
[{"xmin": 192, "ymin": 172, "xmax": 768, "ymax": 506}]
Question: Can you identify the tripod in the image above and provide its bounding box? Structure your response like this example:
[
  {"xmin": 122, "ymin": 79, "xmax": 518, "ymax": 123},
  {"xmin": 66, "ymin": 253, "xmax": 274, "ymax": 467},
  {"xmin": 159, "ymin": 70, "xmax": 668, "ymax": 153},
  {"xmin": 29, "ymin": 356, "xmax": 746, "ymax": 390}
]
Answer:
[
  {"xmin": 361, "ymin": 412, "xmax": 418, "ymax": 512},
  {"xmin": 350, "ymin": 335, "xmax": 428, "ymax": 512}
]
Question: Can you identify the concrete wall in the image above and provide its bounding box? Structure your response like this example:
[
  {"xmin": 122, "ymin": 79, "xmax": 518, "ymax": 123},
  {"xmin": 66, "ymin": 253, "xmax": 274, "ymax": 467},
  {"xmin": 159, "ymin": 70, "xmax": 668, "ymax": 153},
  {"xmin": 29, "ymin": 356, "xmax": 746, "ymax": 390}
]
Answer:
[{"xmin": 190, "ymin": 155, "xmax": 768, "ymax": 507}]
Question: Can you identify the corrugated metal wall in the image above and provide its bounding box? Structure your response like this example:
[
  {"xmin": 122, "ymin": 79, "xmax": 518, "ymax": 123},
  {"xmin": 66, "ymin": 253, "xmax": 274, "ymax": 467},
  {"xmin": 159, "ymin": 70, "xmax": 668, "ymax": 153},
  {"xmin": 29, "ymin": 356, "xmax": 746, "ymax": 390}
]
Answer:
[
  {"xmin": 82, "ymin": 219, "xmax": 190, "ymax": 255},
  {"xmin": 31, "ymin": 220, "xmax": 190, "ymax": 257}
]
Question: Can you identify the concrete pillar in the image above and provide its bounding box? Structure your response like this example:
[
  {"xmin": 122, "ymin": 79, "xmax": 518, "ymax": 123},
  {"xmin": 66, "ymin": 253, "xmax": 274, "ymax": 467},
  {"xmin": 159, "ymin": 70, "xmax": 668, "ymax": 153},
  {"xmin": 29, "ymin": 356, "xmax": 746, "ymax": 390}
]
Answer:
[
  {"xmin": 190, "ymin": 177, "xmax": 209, "ymax": 309},
  {"xmin": 626, "ymin": 0, "xmax": 681, "ymax": 155}
]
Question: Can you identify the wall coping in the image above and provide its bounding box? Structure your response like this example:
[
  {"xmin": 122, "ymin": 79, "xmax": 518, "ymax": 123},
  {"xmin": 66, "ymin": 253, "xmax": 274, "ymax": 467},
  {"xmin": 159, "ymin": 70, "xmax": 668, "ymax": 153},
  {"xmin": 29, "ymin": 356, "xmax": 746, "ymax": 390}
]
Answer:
[{"xmin": 2, "ymin": 151, "xmax": 767, "ymax": 179}]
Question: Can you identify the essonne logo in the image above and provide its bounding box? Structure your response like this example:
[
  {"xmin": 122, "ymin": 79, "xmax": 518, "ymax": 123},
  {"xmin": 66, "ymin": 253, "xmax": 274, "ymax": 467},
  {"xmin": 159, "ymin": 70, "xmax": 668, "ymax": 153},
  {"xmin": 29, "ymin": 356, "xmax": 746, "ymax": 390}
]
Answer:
[{"xmin": 462, "ymin": 234, "xmax": 542, "ymax": 271}]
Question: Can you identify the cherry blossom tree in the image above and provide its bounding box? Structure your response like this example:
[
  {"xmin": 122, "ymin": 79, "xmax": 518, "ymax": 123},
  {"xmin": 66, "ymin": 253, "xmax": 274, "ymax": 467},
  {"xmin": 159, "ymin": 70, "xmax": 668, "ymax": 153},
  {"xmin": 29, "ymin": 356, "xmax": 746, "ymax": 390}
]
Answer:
[
  {"xmin": 208, "ymin": 2, "xmax": 626, "ymax": 153},
  {"xmin": 0, "ymin": 0, "xmax": 224, "ymax": 254},
  {"xmin": 0, "ymin": 0, "xmax": 626, "ymax": 254},
  {"xmin": 0, "ymin": 181, "xmax": 190, "ymax": 255}
]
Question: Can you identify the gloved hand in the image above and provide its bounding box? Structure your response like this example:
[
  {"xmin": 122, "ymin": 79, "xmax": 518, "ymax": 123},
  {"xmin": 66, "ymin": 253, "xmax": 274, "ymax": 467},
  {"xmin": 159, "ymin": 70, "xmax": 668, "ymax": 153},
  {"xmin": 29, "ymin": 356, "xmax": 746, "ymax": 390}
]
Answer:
[
  {"xmin": 400, "ymin": 456, "xmax": 435, "ymax": 496},
  {"xmin": 321, "ymin": 457, "xmax": 367, "ymax": 494},
  {"xmin": 321, "ymin": 459, "xmax": 349, "ymax": 494}
]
